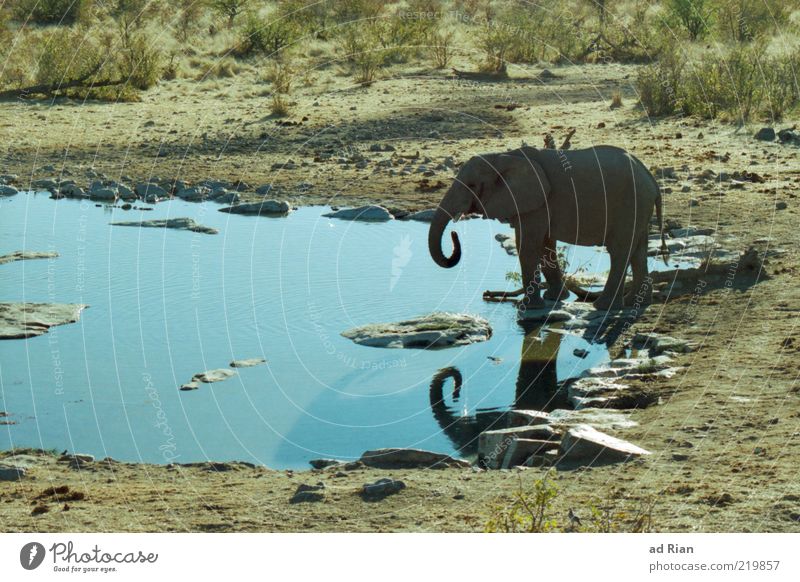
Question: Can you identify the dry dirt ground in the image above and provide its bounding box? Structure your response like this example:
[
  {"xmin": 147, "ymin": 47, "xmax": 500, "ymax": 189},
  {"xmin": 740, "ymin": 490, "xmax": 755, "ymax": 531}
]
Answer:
[{"xmin": 1, "ymin": 60, "xmax": 799, "ymax": 532}]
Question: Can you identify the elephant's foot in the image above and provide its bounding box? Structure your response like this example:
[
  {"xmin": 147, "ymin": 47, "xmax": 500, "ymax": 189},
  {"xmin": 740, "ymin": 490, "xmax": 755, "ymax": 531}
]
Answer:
[
  {"xmin": 592, "ymin": 295, "xmax": 624, "ymax": 311},
  {"xmin": 517, "ymin": 294, "xmax": 546, "ymax": 310},
  {"xmin": 543, "ymin": 282, "xmax": 569, "ymax": 302}
]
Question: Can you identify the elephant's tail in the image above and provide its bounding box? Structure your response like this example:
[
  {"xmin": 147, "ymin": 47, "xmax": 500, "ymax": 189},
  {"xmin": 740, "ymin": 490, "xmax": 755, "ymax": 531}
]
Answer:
[{"xmin": 656, "ymin": 191, "xmax": 669, "ymax": 265}]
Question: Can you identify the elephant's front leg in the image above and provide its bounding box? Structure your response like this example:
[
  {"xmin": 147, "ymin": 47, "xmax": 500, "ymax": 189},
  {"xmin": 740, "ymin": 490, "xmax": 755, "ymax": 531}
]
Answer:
[
  {"xmin": 541, "ymin": 237, "xmax": 569, "ymax": 302},
  {"xmin": 516, "ymin": 227, "xmax": 546, "ymax": 310}
]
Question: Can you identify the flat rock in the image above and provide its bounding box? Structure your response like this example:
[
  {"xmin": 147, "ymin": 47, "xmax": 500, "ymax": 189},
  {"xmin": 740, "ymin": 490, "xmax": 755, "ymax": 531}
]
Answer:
[
  {"xmin": 632, "ymin": 332, "xmax": 694, "ymax": 354},
  {"xmin": 518, "ymin": 308, "xmax": 572, "ymax": 323},
  {"xmin": 568, "ymin": 377, "xmax": 658, "ymax": 410},
  {"xmin": 507, "ymin": 409, "xmax": 552, "ymax": 427},
  {"xmin": 323, "ymin": 205, "xmax": 394, "ymax": 221},
  {"xmin": 229, "ymin": 358, "xmax": 266, "ymax": 368},
  {"xmin": 341, "ymin": 312, "xmax": 491, "ymax": 349},
  {"xmin": 548, "ymin": 408, "xmax": 638, "ymax": 431},
  {"xmin": 309, "ymin": 459, "xmax": 344, "ymax": 469},
  {"xmin": 559, "ymin": 424, "xmax": 651, "ymax": 464},
  {"xmin": 0, "ymin": 185, "xmax": 18, "ymax": 196},
  {"xmin": 219, "ymin": 200, "xmax": 291, "ymax": 215},
  {"xmin": 495, "ymin": 232, "xmax": 517, "ymax": 255},
  {"xmin": 290, "ymin": 483, "xmax": 325, "ymax": 503},
  {"xmin": 179, "ymin": 382, "xmax": 199, "ymax": 391},
  {"xmin": 501, "ymin": 438, "xmax": 560, "ymax": 469},
  {"xmin": 0, "ymin": 251, "xmax": 58, "ymax": 265},
  {"xmin": 192, "ymin": 368, "xmax": 237, "ymax": 383},
  {"xmin": 361, "ymin": 478, "xmax": 406, "ymax": 500},
  {"xmin": 359, "ymin": 448, "xmax": 470, "ymax": 469},
  {"xmin": 111, "ymin": 218, "xmax": 218, "ymax": 235},
  {"xmin": 0, "ymin": 303, "xmax": 88, "ymax": 339}
]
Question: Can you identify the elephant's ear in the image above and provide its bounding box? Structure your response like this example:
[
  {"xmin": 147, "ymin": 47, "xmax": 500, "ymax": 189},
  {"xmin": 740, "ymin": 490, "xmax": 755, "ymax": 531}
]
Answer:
[{"xmin": 479, "ymin": 152, "xmax": 550, "ymax": 221}]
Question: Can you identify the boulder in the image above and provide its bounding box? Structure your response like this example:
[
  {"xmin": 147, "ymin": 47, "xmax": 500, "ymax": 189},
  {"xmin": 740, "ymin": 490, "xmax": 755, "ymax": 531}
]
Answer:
[
  {"xmin": 754, "ymin": 127, "xmax": 775, "ymax": 141},
  {"xmin": 0, "ymin": 465, "xmax": 26, "ymax": 481},
  {"xmin": 501, "ymin": 439, "xmax": 560, "ymax": 469},
  {"xmin": 219, "ymin": 200, "xmax": 291, "ymax": 215},
  {"xmin": 229, "ymin": 358, "xmax": 266, "ymax": 368},
  {"xmin": 0, "ymin": 185, "xmax": 18, "ymax": 196},
  {"xmin": 478, "ymin": 426, "xmax": 559, "ymax": 469},
  {"xmin": 110, "ymin": 218, "xmax": 218, "ymax": 235},
  {"xmin": 179, "ymin": 382, "xmax": 199, "ymax": 391},
  {"xmin": 0, "ymin": 303, "xmax": 88, "ymax": 339},
  {"xmin": 323, "ymin": 205, "xmax": 394, "ymax": 221},
  {"xmin": 341, "ymin": 312, "xmax": 491, "ymax": 349},
  {"xmin": 0, "ymin": 251, "xmax": 58, "ymax": 265},
  {"xmin": 89, "ymin": 187, "xmax": 118, "ymax": 201},
  {"xmin": 359, "ymin": 448, "xmax": 470, "ymax": 469},
  {"xmin": 309, "ymin": 459, "xmax": 344, "ymax": 470},
  {"xmin": 135, "ymin": 182, "xmax": 169, "ymax": 198},
  {"xmin": 361, "ymin": 478, "xmax": 406, "ymax": 500},
  {"xmin": 32, "ymin": 178, "xmax": 59, "ymax": 191},
  {"xmin": 117, "ymin": 184, "xmax": 136, "ymax": 200},
  {"xmin": 192, "ymin": 369, "xmax": 237, "ymax": 383},
  {"xmin": 175, "ymin": 186, "xmax": 210, "ymax": 201},
  {"xmin": 403, "ymin": 209, "xmax": 437, "ymax": 222},
  {"xmin": 507, "ymin": 409, "xmax": 551, "ymax": 427},
  {"xmin": 559, "ymin": 424, "xmax": 650, "ymax": 464},
  {"xmin": 290, "ymin": 483, "xmax": 325, "ymax": 504}
]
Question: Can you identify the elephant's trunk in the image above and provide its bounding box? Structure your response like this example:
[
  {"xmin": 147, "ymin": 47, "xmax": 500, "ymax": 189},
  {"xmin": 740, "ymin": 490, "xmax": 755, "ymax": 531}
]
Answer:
[{"xmin": 428, "ymin": 206, "xmax": 461, "ymax": 268}]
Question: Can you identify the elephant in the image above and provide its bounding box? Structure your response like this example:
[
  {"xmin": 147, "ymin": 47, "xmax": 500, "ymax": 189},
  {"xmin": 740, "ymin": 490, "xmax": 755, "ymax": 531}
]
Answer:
[{"xmin": 428, "ymin": 145, "xmax": 667, "ymax": 310}]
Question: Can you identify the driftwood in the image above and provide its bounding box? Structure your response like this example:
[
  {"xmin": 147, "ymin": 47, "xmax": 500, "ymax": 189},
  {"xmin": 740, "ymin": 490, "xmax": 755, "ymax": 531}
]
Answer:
[
  {"xmin": 0, "ymin": 62, "xmax": 123, "ymax": 100},
  {"xmin": 451, "ymin": 67, "xmax": 509, "ymax": 82}
]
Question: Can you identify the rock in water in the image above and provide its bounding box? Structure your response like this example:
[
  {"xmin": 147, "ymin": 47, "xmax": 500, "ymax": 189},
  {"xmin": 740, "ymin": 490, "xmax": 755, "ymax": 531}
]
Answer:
[
  {"xmin": 111, "ymin": 218, "xmax": 218, "ymax": 235},
  {"xmin": 192, "ymin": 369, "xmax": 237, "ymax": 383},
  {"xmin": 229, "ymin": 358, "xmax": 266, "ymax": 368},
  {"xmin": 403, "ymin": 209, "xmax": 437, "ymax": 222},
  {"xmin": 0, "ymin": 185, "xmax": 18, "ymax": 196},
  {"xmin": 559, "ymin": 424, "xmax": 650, "ymax": 464},
  {"xmin": 341, "ymin": 312, "xmax": 491, "ymax": 349},
  {"xmin": 219, "ymin": 200, "xmax": 291, "ymax": 215},
  {"xmin": 0, "ymin": 251, "xmax": 58, "ymax": 265},
  {"xmin": 323, "ymin": 205, "xmax": 394, "ymax": 221},
  {"xmin": 0, "ymin": 303, "xmax": 88, "ymax": 339},
  {"xmin": 359, "ymin": 448, "xmax": 470, "ymax": 469}
]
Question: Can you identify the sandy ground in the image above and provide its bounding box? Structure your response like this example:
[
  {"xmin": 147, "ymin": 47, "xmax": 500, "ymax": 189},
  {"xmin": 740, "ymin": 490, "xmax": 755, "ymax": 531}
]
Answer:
[{"xmin": 2, "ymin": 59, "xmax": 800, "ymax": 532}]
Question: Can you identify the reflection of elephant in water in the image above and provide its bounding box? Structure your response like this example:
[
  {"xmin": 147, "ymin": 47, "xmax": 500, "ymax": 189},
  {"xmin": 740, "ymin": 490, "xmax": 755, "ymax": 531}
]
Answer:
[
  {"xmin": 429, "ymin": 329, "xmax": 566, "ymax": 454},
  {"xmin": 428, "ymin": 145, "xmax": 667, "ymax": 310}
]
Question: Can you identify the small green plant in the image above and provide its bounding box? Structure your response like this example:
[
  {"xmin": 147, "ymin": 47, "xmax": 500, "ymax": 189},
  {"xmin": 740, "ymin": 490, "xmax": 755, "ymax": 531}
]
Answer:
[
  {"xmin": 636, "ymin": 48, "xmax": 685, "ymax": 117},
  {"xmin": 238, "ymin": 13, "xmax": 298, "ymax": 57},
  {"xmin": 584, "ymin": 496, "xmax": 656, "ymax": 532},
  {"xmin": 485, "ymin": 471, "xmax": 559, "ymax": 533},
  {"xmin": 476, "ymin": 20, "xmax": 514, "ymax": 72}
]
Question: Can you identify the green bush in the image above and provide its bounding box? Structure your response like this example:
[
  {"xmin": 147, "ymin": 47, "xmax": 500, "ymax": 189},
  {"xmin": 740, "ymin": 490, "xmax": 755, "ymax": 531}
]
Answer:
[
  {"xmin": 118, "ymin": 32, "xmax": 164, "ymax": 90},
  {"xmin": 12, "ymin": 0, "xmax": 90, "ymax": 25},
  {"xmin": 484, "ymin": 471, "xmax": 559, "ymax": 533},
  {"xmin": 211, "ymin": 0, "xmax": 251, "ymax": 27},
  {"xmin": 667, "ymin": 0, "xmax": 711, "ymax": 40},
  {"xmin": 714, "ymin": 0, "xmax": 789, "ymax": 43},
  {"xmin": 35, "ymin": 27, "xmax": 105, "ymax": 88}
]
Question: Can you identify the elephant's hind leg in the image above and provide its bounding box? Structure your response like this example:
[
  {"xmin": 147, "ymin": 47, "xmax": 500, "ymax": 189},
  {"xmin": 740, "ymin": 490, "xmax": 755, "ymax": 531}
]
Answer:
[
  {"xmin": 541, "ymin": 237, "xmax": 569, "ymax": 301},
  {"xmin": 624, "ymin": 235, "xmax": 652, "ymax": 307},
  {"xmin": 593, "ymin": 243, "xmax": 630, "ymax": 310}
]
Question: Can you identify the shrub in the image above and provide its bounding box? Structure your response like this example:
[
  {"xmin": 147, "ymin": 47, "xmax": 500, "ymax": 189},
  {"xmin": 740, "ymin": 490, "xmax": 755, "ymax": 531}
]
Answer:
[
  {"xmin": 429, "ymin": 29, "xmax": 454, "ymax": 69},
  {"xmin": 12, "ymin": 0, "xmax": 90, "ymax": 25},
  {"xmin": 714, "ymin": 0, "xmax": 789, "ymax": 43},
  {"xmin": 238, "ymin": 13, "xmax": 298, "ymax": 57},
  {"xmin": 484, "ymin": 471, "xmax": 559, "ymax": 533},
  {"xmin": 35, "ymin": 27, "xmax": 106, "ymax": 88},
  {"xmin": 211, "ymin": 0, "xmax": 251, "ymax": 27},
  {"xmin": 373, "ymin": 15, "xmax": 436, "ymax": 63},
  {"xmin": 331, "ymin": 0, "xmax": 385, "ymax": 23},
  {"xmin": 667, "ymin": 0, "xmax": 711, "ymax": 40},
  {"xmin": 265, "ymin": 60, "xmax": 293, "ymax": 93},
  {"xmin": 476, "ymin": 20, "xmax": 514, "ymax": 72},
  {"xmin": 118, "ymin": 32, "xmax": 164, "ymax": 90},
  {"xmin": 270, "ymin": 93, "xmax": 290, "ymax": 116},
  {"xmin": 636, "ymin": 48, "xmax": 685, "ymax": 116}
]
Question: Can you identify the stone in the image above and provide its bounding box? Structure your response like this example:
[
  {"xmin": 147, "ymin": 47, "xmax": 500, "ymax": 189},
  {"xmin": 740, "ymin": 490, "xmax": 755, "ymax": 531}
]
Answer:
[
  {"xmin": 0, "ymin": 465, "xmax": 26, "ymax": 481},
  {"xmin": 175, "ymin": 186, "xmax": 210, "ymax": 201},
  {"xmin": 309, "ymin": 459, "xmax": 343, "ymax": 469},
  {"xmin": 501, "ymin": 439, "xmax": 560, "ymax": 469},
  {"xmin": 568, "ymin": 377, "xmax": 658, "ymax": 410},
  {"xmin": 110, "ymin": 218, "xmax": 218, "ymax": 235},
  {"xmin": 495, "ymin": 232, "xmax": 517, "ymax": 255},
  {"xmin": 559, "ymin": 424, "xmax": 650, "ymax": 464},
  {"xmin": 60, "ymin": 184, "xmax": 86, "ymax": 198},
  {"xmin": 0, "ymin": 303, "xmax": 88, "ymax": 339},
  {"xmin": 517, "ymin": 308, "xmax": 572, "ymax": 323},
  {"xmin": 192, "ymin": 369, "xmax": 237, "ymax": 383},
  {"xmin": 361, "ymin": 478, "xmax": 406, "ymax": 500},
  {"xmin": 0, "ymin": 185, "xmax": 18, "ymax": 196},
  {"xmin": 323, "ymin": 205, "xmax": 394, "ymax": 221},
  {"xmin": 89, "ymin": 187, "xmax": 117, "ymax": 201},
  {"xmin": 754, "ymin": 127, "xmax": 775, "ymax": 141},
  {"xmin": 135, "ymin": 182, "xmax": 169, "ymax": 198},
  {"xmin": 670, "ymin": 227, "xmax": 714, "ymax": 238},
  {"xmin": 573, "ymin": 348, "xmax": 589, "ymax": 358},
  {"xmin": 179, "ymin": 382, "xmax": 199, "ymax": 391},
  {"xmin": 341, "ymin": 312, "xmax": 491, "ymax": 349},
  {"xmin": 359, "ymin": 448, "xmax": 470, "ymax": 469},
  {"xmin": 404, "ymin": 209, "xmax": 437, "ymax": 222},
  {"xmin": 507, "ymin": 409, "xmax": 551, "ymax": 427},
  {"xmin": 229, "ymin": 358, "xmax": 266, "ymax": 368},
  {"xmin": 548, "ymin": 408, "xmax": 638, "ymax": 431},
  {"xmin": 32, "ymin": 178, "xmax": 59, "ymax": 191},
  {"xmin": 478, "ymin": 426, "xmax": 559, "ymax": 469},
  {"xmin": 290, "ymin": 483, "xmax": 325, "ymax": 503},
  {"xmin": 778, "ymin": 128, "xmax": 800, "ymax": 144},
  {"xmin": 219, "ymin": 200, "xmax": 291, "ymax": 215},
  {"xmin": 117, "ymin": 184, "xmax": 136, "ymax": 200},
  {"xmin": 776, "ymin": 201, "xmax": 787, "ymax": 210},
  {"xmin": 0, "ymin": 251, "xmax": 58, "ymax": 265},
  {"xmin": 632, "ymin": 332, "xmax": 694, "ymax": 354}
]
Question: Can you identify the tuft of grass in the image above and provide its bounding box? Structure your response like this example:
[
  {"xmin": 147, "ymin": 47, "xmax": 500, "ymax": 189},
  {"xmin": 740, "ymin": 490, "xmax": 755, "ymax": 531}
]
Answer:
[
  {"xmin": 270, "ymin": 93, "xmax": 290, "ymax": 116},
  {"xmin": 265, "ymin": 60, "xmax": 294, "ymax": 93},
  {"xmin": 610, "ymin": 91, "xmax": 623, "ymax": 109}
]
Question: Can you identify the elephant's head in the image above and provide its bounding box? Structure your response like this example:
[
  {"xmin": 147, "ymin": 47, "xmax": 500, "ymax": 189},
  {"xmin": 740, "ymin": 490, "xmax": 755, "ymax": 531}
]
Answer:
[{"xmin": 428, "ymin": 148, "xmax": 551, "ymax": 268}]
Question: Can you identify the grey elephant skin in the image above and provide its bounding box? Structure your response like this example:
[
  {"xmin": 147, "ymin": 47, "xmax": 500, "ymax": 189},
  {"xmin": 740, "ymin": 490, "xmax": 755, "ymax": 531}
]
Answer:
[{"xmin": 428, "ymin": 145, "xmax": 666, "ymax": 310}]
